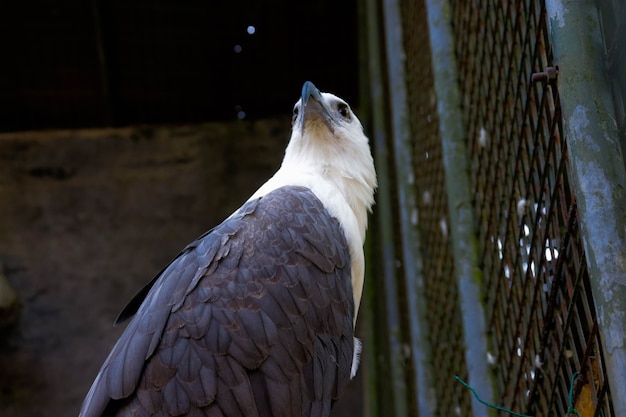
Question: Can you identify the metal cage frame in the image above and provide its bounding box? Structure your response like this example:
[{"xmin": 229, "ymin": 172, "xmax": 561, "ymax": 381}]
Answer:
[{"xmin": 362, "ymin": 0, "xmax": 626, "ymax": 416}]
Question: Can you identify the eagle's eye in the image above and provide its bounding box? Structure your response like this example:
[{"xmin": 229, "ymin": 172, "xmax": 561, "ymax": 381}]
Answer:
[
  {"xmin": 292, "ymin": 106, "xmax": 299, "ymax": 125},
  {"xmin": 337, "ymin": 103, "xmax": 351, "ymax": 120}
]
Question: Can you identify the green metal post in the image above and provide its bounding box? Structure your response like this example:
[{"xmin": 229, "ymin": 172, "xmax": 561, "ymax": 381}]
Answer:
[
  {"xmin": 381, "ymin": 0, "xmax": 438, "ymax": 415},
  {"xmin": 423, "ymin": 1, "xmax": 495, "ymax": 416},
  {"xmin": 362, "ymin": 0, "xmax": 411, "ymax": 415},
  {"xmin": 545, "ymin": 1, "xmax": 626, "ymax": 415}
]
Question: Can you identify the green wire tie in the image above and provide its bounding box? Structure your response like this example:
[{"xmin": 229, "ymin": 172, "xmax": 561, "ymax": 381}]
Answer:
[
  {"xmin": 456, "ymin": 371, "xmax": 585, "ymax": 417},
  {"xmin": 567, "ymin": 372, "xmax": 581, "ymax": 417},
  {"xmin": 455, "ymin": 375, "xmax": 533, "ymax": 417}
]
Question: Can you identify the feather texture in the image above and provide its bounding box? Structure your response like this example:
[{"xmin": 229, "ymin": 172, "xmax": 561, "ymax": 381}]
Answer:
[{"xmin": 79, "ymin": 186, "xmax": 354, "ymax": 417}]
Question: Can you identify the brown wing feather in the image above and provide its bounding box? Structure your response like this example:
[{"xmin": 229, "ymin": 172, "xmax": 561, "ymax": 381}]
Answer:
[{"xmin": 79, "ymin": 186, "xmax": 354, "ymax": 417}]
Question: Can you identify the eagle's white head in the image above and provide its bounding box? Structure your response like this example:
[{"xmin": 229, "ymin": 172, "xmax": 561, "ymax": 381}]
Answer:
[
  {"xmin": 283, "ymin": 81, "xmax": 376, "ymax": 240},
  {"xmin": 250, "ymin": 81, "xmax": 377, "ymax": 317}
]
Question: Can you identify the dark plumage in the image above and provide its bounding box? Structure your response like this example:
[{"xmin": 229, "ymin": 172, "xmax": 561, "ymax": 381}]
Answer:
[{"xmin": 80, "ymin": 187, "xmax": 354, "ymax": 417}]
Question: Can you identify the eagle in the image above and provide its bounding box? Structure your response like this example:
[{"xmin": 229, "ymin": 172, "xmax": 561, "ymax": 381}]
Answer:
[{"xmin": 79, "ymin": 81, "xmax": 377, "ymax": 417}]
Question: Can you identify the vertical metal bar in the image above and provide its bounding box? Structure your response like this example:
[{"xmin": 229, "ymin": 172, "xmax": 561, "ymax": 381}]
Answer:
[
  {"xmin": 357, "ymin": 3, "xmax": 378, "ymax": 417},
  {"xmin": 381, "ymin": 0, "xmax": 438, "ymax": 415},
  {"xmin": 362, "ymin": 0, "xmax": 410, "ymax": 415},
  {"xmin": 545, "ymin": 1, "xmax": 626, "ymax": 415},
  {"xmin": 423, "ymin": 1, "xmax": 495, "ymax": 416}
]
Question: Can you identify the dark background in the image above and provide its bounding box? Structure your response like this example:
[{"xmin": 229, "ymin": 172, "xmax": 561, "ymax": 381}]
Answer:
[{"xmin": 0, "ymin": 0, "xmax": 359, "ymax": 132}]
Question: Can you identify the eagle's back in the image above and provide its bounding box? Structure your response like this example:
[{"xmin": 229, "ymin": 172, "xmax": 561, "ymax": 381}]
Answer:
[{"xmin": 79, "ymin": 186, "xmax": 354, "ymax": 417}]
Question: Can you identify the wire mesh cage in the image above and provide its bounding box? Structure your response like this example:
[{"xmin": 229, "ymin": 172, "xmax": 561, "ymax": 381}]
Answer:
[
  {"xmin": 365, "ymin": 0, "xmax": 624, "ymax": 415},
  {"xmin": 446, "ymin": 1, "xmax": 614, "ymax": 414}
]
